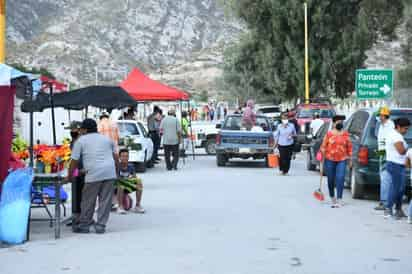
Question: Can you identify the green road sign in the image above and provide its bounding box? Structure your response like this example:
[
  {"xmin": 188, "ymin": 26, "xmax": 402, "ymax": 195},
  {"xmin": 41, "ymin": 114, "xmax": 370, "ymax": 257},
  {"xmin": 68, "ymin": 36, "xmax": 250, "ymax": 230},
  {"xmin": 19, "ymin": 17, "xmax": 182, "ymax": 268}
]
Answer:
[{"xmin": 355, "ymin": 69, "xmax": 393, "ymax": 100}]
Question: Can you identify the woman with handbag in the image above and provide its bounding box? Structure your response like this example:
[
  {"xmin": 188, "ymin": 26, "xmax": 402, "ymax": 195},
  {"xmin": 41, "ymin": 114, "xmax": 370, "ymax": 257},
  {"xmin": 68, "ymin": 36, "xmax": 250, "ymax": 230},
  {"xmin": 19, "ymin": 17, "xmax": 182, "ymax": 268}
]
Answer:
[
  {"xmin": 274, "ymin": 112, "xmax": 297, "ymax": 175},
  {"xmin": 320, "ymin": 115, "xmax": 353, "ymax": 208}
]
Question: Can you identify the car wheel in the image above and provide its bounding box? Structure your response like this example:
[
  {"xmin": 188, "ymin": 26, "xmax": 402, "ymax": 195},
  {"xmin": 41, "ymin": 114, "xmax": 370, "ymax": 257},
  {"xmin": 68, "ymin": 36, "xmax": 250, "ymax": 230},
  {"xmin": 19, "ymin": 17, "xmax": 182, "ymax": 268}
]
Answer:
[
  {"xmin": 136, "ymin": 151, "xmax": 148, "ymax": 173},
  {"xmin": 216, "ymin": 153, "xmax": 227, "ymax": 167},
  {"xmin": 135, "ymin": 162, "xmax": 147, "ymax": 173},
  {"xmin": 205, "ymin": 139, "xmax": 217, "ymax": 155},
  {"xmin": 306, "ymin": 150, "xmax": 316, "ymax": 171},
  {"xmin": 351, "ymin": 169, "xmax": 364, "ymax": 199}
]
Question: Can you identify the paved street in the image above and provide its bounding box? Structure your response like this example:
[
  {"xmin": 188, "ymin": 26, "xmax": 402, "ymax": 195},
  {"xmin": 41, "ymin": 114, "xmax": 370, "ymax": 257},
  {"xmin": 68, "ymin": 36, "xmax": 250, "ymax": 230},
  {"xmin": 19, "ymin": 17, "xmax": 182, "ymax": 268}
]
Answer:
[{"xmin": 1, "ymin": 155, "xmax": 412, "ymax": 274}]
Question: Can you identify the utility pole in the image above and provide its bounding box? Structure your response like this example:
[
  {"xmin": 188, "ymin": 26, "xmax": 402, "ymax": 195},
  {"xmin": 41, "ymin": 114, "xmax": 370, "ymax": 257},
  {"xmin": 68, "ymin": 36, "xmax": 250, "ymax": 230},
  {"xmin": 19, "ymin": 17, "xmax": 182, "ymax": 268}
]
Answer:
[
  {"xmin": 0, "ymin": 0, "xmax": 6, "ymax": 63},
  {"xmin": 304, "ymin": 2, "xmax": 310, "ymax": 104}
]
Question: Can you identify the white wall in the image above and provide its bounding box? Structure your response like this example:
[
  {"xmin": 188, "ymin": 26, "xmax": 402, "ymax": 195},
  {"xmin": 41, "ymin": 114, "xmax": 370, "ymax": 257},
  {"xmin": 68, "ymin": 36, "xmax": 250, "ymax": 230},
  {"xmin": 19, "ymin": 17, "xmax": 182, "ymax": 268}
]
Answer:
[{"xmin": 21, "ymin": 108, "xmax": 83, "ymax": 145}]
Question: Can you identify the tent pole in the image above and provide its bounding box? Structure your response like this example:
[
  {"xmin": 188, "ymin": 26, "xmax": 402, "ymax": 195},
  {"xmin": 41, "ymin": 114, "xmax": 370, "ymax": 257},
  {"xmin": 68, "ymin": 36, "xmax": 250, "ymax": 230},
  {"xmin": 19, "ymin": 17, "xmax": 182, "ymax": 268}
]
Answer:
[
  {"xmin": 49, "ymin": 84, "xmax": 57, "ymax": 145},
  {"xmin": 29, "ymin": 79, "xmax": 36, "ymax": 168},
  {"xmin": 188, "ymin": 100, "xmax": 195, "ymax": 160},
  {"xmin": 179, "ymin": 100, "xmax": 185, "ymax": 164}
]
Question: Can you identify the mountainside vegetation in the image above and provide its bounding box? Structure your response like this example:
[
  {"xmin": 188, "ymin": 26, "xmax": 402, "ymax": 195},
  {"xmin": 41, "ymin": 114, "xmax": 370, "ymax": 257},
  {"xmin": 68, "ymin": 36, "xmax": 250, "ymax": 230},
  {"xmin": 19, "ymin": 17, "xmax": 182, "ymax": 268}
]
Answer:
[{"xmin": 221, "ymin": 0, "xmax": 405, "ymax": 102}]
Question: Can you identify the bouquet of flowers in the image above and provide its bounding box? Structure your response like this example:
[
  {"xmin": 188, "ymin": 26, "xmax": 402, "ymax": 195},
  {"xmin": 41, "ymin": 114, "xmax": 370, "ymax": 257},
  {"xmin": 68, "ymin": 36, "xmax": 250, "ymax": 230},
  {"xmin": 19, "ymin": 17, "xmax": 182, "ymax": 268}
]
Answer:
[
  {"xmin": 34, "ymin": 144, "xmax": 72, "ymax": 173},
  {"xmin": 11, "ymin": 134, "xmax": 29, "ymax": 161}
]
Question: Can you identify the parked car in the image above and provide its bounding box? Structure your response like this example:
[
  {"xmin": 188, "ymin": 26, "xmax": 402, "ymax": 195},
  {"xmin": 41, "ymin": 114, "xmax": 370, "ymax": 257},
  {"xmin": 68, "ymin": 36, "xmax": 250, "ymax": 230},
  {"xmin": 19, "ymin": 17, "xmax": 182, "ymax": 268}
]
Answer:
[
  {"xmin": 190, "ymin": 121, "xmax": 220, "ymax": 155},
  {"xmin": 294, "ymin": 103, "xmax": 336, "ymax": 144},
  {"xmin": 116, "ymin": 120, "xmax": 154, "ymax": 173},
  {"xmin": 215, "ymin": 115, "xmax": 274, "ymax": 167},
  {"xmin": 256, "ymin": 105, "xmax": 282, "ymax": 122},
  {"xmin": 344, "ymin": 108, "xmax": 412, "ymax": 199},
  {"xmin": 305, "ymin": 121, "xmax": 332, "ymax": 171}
]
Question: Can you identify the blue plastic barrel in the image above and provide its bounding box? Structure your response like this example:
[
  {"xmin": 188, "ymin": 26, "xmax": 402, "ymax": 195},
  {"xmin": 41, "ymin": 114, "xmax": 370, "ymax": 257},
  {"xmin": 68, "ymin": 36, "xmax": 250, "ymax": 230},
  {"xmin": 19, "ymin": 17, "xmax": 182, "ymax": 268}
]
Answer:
[{"xmin": 0, "ymin": 168, "xmax": 33, "ymax": 244}]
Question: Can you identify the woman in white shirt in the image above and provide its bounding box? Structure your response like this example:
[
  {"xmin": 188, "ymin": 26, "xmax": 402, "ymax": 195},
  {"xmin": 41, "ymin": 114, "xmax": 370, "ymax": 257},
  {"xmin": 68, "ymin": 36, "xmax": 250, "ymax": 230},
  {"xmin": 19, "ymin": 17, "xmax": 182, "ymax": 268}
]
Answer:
[{"xmin": 384, "ymin": 118, "xmax": 410, "ymax": 219}]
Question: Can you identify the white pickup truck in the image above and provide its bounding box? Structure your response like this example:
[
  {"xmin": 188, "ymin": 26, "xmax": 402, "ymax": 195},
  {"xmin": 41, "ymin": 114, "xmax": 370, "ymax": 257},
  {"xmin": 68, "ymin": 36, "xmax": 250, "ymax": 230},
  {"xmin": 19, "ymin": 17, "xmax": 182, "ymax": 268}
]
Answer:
[
  {"xmin": 116, "ymin": 120, "xmax": 154, "ymax": 173},
  {"xmin": 190, "ymin": 121, "xmax": 220, "ymax": 155}
]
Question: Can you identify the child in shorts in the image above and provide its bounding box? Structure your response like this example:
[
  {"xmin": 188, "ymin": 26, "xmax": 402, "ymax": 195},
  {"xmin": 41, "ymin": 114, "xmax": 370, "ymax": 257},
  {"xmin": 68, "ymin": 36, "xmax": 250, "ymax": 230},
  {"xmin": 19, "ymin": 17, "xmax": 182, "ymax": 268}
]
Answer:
[{"xmin": 116, "ymin": 149, "xmax": 145, "ymax": 214}]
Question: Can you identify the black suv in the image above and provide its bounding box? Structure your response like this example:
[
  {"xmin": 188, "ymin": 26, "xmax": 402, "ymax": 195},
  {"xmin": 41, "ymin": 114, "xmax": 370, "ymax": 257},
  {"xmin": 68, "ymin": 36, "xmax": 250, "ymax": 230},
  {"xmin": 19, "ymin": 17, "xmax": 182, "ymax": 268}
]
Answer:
[{"xmin": 344, "ymin": 108, "xmax": 412, "ymax": 199}]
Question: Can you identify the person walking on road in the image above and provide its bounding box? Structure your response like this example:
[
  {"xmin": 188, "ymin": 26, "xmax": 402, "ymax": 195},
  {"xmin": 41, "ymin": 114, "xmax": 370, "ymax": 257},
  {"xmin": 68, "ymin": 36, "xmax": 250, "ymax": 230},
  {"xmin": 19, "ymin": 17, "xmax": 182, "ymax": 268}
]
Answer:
[
  {"xmin": 68, "ymin": 119, "xmax": 119, "ymax": 234},
  {"xmin": 310, "ymin": 113, "xmax": 324, "ymax": 135},
  {"xmin": 374, "ymin": 107, "xmax": 395, "ymax": 211},
  {"xmin": 274, "ymin": 112, "xmax": 297, "ymax": 176},
  {"xmin": 160, "ymin": 109, "xmax": 182, "ymax": 171},
  {"xmin": 320, "ymin": 115, "xmax": 352, "ymax": 208},
  {"xmin": 384, "ymin": 118, "xmax": 410, "ymax": 219},
  {"xmin": 147, "ymin": 106, "xmax": 162, "ymax": 164}
]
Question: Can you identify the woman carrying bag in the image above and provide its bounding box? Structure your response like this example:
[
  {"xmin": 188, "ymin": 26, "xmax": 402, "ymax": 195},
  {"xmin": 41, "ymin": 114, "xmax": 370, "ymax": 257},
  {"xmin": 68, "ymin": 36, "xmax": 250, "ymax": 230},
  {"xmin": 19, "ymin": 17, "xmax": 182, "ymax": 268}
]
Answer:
[
  {"xmin": 320, "ymin": 115, "xmax": 353, "ymax": 208},
  {"xmin": 274, "ymin": 112, "xmax": 297, "ymax": 176}
]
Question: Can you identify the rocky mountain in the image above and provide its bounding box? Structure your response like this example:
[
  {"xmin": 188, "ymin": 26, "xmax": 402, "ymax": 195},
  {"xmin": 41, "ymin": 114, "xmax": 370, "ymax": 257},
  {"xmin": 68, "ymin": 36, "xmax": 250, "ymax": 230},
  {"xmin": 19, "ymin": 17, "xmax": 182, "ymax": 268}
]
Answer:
[
  {"xmin": 6, "ymin": 1, "xmax": 409, "ymax": 100},
  {"xmin": 6, "ymin": 0, "xmax": 242, "ymax": 95}
]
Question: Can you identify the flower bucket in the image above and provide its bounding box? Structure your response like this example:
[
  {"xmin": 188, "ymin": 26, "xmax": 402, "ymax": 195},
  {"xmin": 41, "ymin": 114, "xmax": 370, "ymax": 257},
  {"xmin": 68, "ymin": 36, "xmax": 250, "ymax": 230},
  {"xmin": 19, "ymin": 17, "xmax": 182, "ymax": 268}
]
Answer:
[
  {"xmin": 44, "ymin": 164, "xmax": 52, "ymax": 174},
  {"xmin": 267, "ymin": 154, "xmax": 279, "ymax": 168}
]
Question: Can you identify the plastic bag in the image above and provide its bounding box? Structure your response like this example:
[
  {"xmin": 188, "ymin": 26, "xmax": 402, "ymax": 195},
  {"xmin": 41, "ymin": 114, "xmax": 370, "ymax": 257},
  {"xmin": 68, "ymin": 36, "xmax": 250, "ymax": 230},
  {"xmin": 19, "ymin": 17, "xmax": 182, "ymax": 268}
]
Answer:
[{"xmin": 0, "ymin": 168, "xmax": 33, "ymax": 244}]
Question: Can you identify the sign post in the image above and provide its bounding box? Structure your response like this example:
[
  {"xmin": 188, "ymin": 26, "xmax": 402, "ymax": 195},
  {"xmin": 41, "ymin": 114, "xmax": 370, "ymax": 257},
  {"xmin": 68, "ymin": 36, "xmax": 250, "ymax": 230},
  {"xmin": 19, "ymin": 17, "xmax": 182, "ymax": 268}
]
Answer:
[
  {"xmin": 355, "ymin": 69, "xmax": 393, "ymax": 100},
  {"xmin": 0, "ymin": 0, "xmax": 5, "ymax": 63}
]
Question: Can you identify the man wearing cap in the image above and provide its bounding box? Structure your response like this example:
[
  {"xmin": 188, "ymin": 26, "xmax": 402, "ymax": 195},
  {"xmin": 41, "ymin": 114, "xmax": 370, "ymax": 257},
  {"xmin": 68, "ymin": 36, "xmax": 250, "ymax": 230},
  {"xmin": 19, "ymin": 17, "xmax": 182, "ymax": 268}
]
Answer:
[
  {"xmin": 160, "ymin": 109, "xmax": 182, "ymax": 170},
  {"xmin": 68, "ymin": 118, "xmax": 119, "ymax": 234},
  {"xmin": 147, "ymin": 106, "xmax": 162, "ymax": 163},
  {"xmin": 375, "ymin": 106, "xmax": 395, "ymax": 211}
]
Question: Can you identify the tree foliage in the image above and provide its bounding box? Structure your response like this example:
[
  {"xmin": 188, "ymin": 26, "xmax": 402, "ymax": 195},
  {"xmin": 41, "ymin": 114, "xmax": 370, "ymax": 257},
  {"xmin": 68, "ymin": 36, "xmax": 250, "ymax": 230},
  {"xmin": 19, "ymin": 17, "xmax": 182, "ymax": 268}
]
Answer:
[
  {"xmin": 222, "ymin": 0, "xmax": 404, "ymax": 100},
  {"xmin": 398, "ymin": 1, "xmax": 412, "ymax": 89}
]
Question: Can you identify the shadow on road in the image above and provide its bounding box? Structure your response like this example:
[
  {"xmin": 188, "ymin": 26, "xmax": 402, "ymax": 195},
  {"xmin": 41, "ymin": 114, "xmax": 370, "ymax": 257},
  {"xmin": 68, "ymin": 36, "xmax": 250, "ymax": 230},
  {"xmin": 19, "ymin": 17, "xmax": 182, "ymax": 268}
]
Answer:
[{"xmin": 224, "ymin": 160, "xmax": 267, "ymax": 169}]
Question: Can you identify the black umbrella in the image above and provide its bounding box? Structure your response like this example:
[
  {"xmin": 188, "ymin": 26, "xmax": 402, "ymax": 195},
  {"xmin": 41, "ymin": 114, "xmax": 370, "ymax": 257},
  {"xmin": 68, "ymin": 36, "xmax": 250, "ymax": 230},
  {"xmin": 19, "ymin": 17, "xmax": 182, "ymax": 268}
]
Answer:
[{"xmin": 21, "ymin": 86, "xmax": 137, "ymax": 112}]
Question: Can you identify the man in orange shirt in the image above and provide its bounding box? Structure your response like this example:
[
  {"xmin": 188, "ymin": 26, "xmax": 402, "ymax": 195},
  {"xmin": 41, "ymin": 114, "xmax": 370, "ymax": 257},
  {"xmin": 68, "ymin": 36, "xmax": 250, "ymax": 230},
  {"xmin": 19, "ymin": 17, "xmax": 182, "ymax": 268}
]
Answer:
[{"xmin": 98, "ymin": 112, "xmax": 119, "ymax": 152}]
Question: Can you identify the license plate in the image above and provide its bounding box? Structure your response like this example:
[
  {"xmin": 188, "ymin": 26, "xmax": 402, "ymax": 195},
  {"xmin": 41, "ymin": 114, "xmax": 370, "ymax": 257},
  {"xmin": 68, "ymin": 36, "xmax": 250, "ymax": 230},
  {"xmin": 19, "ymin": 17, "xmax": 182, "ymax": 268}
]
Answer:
[{"xmin": 239, "ymin": 148, "xmax": 251, "ymax": 154}]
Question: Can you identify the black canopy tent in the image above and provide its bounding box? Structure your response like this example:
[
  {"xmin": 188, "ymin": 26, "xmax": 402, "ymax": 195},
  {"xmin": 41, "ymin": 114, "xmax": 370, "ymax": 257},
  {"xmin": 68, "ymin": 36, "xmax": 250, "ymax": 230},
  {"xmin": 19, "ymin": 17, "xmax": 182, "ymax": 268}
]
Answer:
[
  {"xmin": 21, "ymin": 85, "xmax": 138, "ymax": 167},
  {"xmin": 22, "ymin": 85, "xmax": 137, "ymax": 112}
]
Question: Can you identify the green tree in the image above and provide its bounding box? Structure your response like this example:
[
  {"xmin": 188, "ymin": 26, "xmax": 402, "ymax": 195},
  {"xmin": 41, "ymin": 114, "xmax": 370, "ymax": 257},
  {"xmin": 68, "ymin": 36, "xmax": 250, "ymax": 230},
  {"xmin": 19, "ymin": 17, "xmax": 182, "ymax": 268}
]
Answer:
[
  {"xmin": 398, "ymin": 1, "xmax": 412, "ymax": 89},
  {"xmin": 222, "ymin": 0, "xmax": 404, "ymax": 100}
]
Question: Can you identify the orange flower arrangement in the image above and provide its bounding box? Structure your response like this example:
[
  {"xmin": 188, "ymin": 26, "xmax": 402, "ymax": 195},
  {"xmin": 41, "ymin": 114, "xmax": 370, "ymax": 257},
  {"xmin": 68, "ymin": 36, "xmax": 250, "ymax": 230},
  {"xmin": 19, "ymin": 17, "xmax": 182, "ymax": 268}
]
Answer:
[
  {"xmin": 39, "ymin": 149, "xmax": 58, "ymax": 165},
  {"xmin": 35, "ymin": 144, "xmax": 72, "ymax": 166}
]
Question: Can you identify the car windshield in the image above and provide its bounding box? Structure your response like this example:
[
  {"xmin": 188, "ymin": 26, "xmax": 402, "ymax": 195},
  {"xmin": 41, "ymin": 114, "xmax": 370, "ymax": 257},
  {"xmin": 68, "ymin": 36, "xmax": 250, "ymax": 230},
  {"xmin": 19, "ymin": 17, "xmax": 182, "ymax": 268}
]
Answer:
[
  {"xmin": 223, "ymin": 116, "xmax": 271, "ymax": 131},
  {"xmin": 118, "ymin": 123, "xmax": 140, "ymax": 137},
  {"xmin": 298, "ymin": 109, "xmax": 334, "ymax": 118},
  {"xmin": 258, "ymin": 107, "xmax": 280, "ymax": 114}
]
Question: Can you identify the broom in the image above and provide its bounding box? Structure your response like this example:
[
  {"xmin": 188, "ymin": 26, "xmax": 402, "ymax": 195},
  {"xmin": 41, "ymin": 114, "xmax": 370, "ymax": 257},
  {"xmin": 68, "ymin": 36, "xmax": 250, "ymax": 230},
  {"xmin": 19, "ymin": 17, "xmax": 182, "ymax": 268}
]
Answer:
[{"xmin": 313, "ymin": 162, "xmax": 325, "ymax": 201}]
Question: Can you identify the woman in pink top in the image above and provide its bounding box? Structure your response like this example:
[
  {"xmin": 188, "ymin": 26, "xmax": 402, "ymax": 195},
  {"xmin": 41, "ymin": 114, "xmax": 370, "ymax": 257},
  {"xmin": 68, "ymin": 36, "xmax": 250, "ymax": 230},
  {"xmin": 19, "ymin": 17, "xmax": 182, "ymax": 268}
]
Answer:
[{"xmin": 242, "ymin": 99, "xmax": 256, "ymax": 130}]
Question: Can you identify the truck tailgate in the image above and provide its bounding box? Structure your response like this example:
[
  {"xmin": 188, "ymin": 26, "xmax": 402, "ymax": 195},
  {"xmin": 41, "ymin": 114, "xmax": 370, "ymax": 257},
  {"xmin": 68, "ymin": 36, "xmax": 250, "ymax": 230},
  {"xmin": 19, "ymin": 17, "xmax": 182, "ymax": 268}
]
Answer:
[{"xmin": 219, "ymin": 131, "xmax": 272, "ymax": 148}]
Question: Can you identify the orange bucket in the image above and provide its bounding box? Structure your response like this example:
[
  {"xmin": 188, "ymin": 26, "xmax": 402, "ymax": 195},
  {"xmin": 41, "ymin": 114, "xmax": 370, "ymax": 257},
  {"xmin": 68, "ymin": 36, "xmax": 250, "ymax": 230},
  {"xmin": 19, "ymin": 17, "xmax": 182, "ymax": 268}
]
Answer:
[{"xmin": 267, "ymin": 154, "xmax": 279, "ymax": 168}]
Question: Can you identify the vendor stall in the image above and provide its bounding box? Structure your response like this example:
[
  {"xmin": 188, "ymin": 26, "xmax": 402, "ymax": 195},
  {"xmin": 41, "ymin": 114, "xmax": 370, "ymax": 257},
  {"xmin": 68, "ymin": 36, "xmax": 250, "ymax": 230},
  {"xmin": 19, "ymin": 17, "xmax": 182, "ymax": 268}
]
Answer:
[
  {"xmin": 20, "ymin": 85, "xmax": 137, "ymax": 240},
  {"xmin": 120, "ymin": 68, "xmax": 194, "ymax": 158}
]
